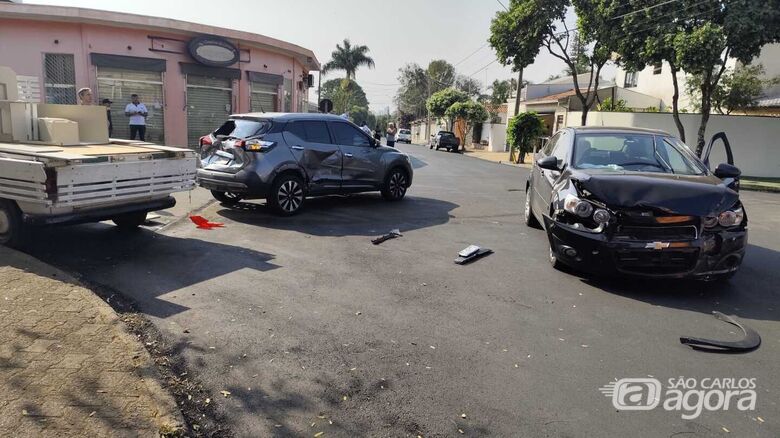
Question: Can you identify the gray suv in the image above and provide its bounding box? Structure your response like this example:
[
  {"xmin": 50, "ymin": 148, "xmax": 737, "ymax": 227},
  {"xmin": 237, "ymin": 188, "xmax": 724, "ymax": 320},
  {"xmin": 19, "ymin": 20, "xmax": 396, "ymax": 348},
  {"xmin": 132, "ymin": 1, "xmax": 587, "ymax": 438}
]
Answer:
[{"xmin": 197, "ymin": 113, "xmax": 413, "ymax": 215}]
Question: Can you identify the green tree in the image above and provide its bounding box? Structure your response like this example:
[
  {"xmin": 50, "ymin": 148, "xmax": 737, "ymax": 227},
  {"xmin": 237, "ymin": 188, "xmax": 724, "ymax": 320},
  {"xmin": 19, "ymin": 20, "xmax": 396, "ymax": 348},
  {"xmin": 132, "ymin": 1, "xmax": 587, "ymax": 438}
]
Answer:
[
  {"xmin": 321, "ymin": 39, "xmax": 375, "ymax": 80},
  {"xmin": 596, "ymin": 97, "xmax": 630, "ymax": 112},
  {"xmin": 686, "ymin": 64, "xmax": 779, "ymax": 115},
  {"xmin": 320, "ymin": 78, "xmax": 369, "ymax": 115},
  {"xmin": 605, "ymin": 0, "xmax": 689, "ymax": 141},
  {"xmin": 395, "ymin": 63, "xmax": 429, "ymax": 118},
  {"xmin": 427, "ymin": 59, "xmax": 456, "ymax": 94},
  {"xmin": 507, "ymin": 112, "xmax": 545, "ymax": 164},
  {"xmin": 490, "ymin": 0, "xmax": 615, "ymax": 125},
  {"xmin": 488, "ymin": 79, "xmax": 518, "ymax": 106},
  {"xmin": 455, "ymin": 75, "xmax": 482, "ymax": 99},
  {"xmin": 445, "ymin": 101, "xmax": 489, "ymax": 149},
  {"xmin": 427, "ymin": 88, "xmax": 469, "ymax": 129},
  {"xmin": 563, "ymin": 31, "xmax": 589, "ymax": 75}
]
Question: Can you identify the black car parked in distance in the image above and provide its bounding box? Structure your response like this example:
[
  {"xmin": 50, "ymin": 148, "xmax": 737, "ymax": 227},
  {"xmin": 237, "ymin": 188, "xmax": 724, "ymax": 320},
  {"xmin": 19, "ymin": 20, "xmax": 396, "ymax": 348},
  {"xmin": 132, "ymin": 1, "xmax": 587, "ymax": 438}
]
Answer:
[
  {"xmin": 430, "ymin": 131, "xmax": 461, "ymax": 152},
  {"xmin": 525, "ymin": 126, "xmax": 747, "ymax": 281},
  {"xmin": 197, "ymin": 113, "xmax": 413, "ymax": 215}
]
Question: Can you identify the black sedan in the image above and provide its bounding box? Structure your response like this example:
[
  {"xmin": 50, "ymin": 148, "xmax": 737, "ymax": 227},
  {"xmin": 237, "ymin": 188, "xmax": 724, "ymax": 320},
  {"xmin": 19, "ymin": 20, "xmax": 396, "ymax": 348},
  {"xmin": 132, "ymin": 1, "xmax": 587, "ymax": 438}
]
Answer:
[
  {"xmin": 429, "ymin": 131, "xmax": 461, "ymax": 152},
  {"xmin": 525, "ymin": 127, "xmax": 746, "ymax": 281}
]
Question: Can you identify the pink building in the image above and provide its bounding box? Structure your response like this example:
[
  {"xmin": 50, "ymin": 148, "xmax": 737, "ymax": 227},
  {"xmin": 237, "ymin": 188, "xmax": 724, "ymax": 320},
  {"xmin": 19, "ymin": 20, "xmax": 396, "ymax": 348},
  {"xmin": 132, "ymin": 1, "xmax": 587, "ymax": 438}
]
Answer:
[{"xmin": 0, "ymin": 2, "xmax": 320, "ymax": 147}]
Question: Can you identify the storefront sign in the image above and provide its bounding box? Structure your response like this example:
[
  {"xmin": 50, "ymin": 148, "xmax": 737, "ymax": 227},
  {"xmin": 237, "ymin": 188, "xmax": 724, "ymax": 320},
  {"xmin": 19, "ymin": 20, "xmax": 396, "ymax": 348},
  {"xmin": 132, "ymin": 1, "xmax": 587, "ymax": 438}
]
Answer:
[{"xmin": 187, "ymin": 35, "xmax": 239, "ymax": 67}]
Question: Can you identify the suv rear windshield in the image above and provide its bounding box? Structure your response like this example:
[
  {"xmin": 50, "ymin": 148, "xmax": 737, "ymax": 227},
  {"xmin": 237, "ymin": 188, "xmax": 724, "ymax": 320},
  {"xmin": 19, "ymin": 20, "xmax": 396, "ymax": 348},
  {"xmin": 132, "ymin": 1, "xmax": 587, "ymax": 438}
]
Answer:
[
  {"xmin": 438, "ymin": 131, "xmax": 455, "ymax": 136},
  {"xmin": 214, "ymin": 119, "xmax": 272, "ymax": 139}
]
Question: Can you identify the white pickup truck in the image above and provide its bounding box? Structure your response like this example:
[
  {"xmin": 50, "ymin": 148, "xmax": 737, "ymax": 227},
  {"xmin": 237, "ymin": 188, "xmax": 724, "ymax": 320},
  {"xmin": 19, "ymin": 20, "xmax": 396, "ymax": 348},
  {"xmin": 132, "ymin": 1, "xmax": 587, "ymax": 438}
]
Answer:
[{"xmin": 0, "ymin": 67, "xmax": 196, "ymax": 246}]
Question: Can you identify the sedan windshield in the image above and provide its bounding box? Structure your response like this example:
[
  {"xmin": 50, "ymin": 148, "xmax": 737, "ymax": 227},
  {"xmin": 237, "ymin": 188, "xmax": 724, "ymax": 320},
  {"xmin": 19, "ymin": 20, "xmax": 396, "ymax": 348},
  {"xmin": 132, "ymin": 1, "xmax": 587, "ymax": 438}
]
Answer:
[{"xmin": 572, "ymin": 133, "xmax": 707, "ymax": 175}]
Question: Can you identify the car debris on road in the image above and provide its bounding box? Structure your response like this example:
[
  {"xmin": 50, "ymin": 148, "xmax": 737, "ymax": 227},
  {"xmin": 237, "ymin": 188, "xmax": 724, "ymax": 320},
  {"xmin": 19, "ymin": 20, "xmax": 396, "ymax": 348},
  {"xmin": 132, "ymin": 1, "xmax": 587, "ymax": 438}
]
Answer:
[
  {"xmin": 372, "ymin": 229, "xmax": 402, "ymax": 245},
  {"xmin": 454, "ymin": 245, "xmax": 493, "ymax": 265},
  {"xmin": 680, "ymin": 311, "xmax": 761, "ymax": 353}
]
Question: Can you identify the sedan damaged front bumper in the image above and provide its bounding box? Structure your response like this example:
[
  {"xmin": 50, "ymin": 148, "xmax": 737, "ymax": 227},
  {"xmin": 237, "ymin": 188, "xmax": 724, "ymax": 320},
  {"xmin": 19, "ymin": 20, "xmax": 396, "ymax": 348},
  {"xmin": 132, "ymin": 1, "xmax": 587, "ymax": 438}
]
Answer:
[{"xmin": 543, "ymin": 216, "xmax": 747, "ymax": 279}]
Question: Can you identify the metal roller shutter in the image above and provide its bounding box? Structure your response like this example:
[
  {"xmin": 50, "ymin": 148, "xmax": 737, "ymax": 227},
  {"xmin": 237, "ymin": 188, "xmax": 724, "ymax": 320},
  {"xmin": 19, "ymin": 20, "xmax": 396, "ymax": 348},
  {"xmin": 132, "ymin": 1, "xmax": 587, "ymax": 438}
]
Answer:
[
  {"xmin": 250, "ymin": 82, "xmax": 278, "ymax": 113},
  {"xmin": 187, "ymin": 76, "xmax": 232, "ymax": 148},
  {"xmin": 96, "ymin": 67, "xmax": 165, "ymax": 142}
]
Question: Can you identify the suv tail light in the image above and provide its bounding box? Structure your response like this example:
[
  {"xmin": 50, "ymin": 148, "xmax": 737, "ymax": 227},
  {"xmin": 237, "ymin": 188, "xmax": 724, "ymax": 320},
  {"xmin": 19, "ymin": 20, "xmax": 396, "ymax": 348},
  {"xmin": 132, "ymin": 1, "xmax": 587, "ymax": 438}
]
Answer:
[
  {"xmin": 199, "ymin": 135, "xmax": 213, "ymax": 148},
  {"xmin": 241, "ymin": 139, "xmax": 276, "ymax": 152}
]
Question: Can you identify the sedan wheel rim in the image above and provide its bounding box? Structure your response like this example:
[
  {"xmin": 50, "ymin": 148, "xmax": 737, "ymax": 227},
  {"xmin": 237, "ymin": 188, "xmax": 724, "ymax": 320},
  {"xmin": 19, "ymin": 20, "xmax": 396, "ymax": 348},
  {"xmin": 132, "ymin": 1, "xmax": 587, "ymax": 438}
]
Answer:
[
  {"xmin": 0, "ymin": 210, "xmax": 9, "ymax": 234},
  {"xmin": 278, "ymin": 180, "xmax": 303, "ymax": 212},
  {"xmin": 389, "ymin": 172, "xmax": 407, "ymax": 198}
]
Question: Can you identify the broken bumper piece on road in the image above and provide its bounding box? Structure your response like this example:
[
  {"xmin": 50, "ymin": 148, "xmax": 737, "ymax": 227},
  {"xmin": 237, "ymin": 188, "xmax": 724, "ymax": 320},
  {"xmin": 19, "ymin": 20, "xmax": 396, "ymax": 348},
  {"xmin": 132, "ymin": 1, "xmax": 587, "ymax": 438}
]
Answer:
[{"xmin": 543, "ymin": 216, "xmax": 747, "ymax": 279}]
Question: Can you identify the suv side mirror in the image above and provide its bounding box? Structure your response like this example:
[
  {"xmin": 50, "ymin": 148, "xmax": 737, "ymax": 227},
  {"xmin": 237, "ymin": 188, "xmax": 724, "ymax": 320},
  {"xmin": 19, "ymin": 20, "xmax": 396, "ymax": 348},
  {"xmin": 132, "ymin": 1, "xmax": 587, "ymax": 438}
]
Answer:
[
  {"xmin": 714, "ymin": 163, "xmax": 741, "ymax": 179},
  {"xmin": 537, "ymin": 155, "xmax": 560, "ymax": 171}
]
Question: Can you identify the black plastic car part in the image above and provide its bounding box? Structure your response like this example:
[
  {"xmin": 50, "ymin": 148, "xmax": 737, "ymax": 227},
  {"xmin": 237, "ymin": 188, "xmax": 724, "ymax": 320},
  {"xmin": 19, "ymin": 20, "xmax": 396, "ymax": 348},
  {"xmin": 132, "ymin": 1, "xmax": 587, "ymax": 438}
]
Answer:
[
  {"xmin": 680, "ymin": 311, "xmax": 761, "ymax": 353},
  {"xmin": 372, "ymin": 229, "xmax": 402, "ymax": 245},
  {"xmin": 454, "ymin": 247, "xmax": 493, "ymax": 265}
]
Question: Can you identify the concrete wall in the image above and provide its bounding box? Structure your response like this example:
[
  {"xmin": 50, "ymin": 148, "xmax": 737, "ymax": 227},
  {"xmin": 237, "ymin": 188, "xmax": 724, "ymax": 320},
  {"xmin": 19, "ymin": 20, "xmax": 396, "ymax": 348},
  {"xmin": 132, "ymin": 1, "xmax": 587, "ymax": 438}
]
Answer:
[
  {"xmin": 486, "ymin": 123, "xmax": 507, "ymax": 152},
  {"xmin": 0, "ymin": 18, "xmax": 309, "ymax": 147},
  {"xmin": 564, "ymin": 111, "xmax": 780, "ymax": 177}
]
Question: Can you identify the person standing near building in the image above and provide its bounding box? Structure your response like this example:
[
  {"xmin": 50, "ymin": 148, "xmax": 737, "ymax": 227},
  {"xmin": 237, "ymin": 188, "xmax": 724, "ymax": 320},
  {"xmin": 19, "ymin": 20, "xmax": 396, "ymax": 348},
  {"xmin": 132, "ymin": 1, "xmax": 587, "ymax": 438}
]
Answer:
[
  {"xmin": 77, "ymin": 87, "xmax": 93, "ymax": 105},
  {"xmin": 102, "ymin": 98, "xmax": 113, "ymax": 137},
  {"xmin": 125, "ymin": 94, "xmax": 148, "ymax": 141},
  {"xmin": 386, "ymin": 122, "xmax": 397, "ymax": 148}
]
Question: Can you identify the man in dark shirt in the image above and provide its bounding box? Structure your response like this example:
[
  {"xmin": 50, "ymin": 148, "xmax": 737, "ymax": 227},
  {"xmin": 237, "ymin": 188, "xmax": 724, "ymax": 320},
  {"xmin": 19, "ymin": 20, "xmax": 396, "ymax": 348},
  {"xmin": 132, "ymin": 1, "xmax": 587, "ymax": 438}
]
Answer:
[{"xmin": 101, "ymin": 98, "xmax": 113, "ymax": 137}]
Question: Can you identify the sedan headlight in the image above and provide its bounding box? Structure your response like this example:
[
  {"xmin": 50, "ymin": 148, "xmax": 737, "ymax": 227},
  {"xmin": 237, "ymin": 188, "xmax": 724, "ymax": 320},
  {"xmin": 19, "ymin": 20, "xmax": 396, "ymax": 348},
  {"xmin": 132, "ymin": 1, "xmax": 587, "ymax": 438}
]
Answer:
[
  {"xmin": 564, "ymin": 194, "xmax": 593, "ymax": 218},
  {"xmin": 718, "ymin": 207, "xmax": 744, "ymax": 227}
]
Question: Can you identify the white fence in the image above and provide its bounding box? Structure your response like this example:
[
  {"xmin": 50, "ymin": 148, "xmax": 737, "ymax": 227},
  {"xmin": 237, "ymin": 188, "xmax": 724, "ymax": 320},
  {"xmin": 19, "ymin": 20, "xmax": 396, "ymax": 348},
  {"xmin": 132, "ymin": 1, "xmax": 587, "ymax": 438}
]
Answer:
[{"xmin": 564, "ymin": 111, "xmax": 780, "ymax": 178}]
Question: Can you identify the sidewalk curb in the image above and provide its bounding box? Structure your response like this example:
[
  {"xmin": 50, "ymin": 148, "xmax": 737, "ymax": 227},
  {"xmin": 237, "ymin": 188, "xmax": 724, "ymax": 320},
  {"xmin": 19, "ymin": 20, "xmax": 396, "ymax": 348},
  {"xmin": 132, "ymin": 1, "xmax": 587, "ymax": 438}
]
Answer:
[
  {"xmin": 461, "ymin": 151, "xmax": 531, "ymax": 169},
  {"xmin": 0, "ymin": 247, "xmax": 185, "ymax": 435}
]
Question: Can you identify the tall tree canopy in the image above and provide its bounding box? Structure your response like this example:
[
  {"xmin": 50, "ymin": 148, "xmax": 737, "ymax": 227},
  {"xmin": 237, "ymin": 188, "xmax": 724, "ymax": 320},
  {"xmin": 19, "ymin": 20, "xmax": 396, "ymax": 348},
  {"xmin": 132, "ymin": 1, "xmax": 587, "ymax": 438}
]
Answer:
[
  {"xmin": 427, "ymin": 60, "xmax": 456, "ymax": 94},
  {"xmin": 427, "ymin": 88, "xmax": 469, "ymax": 129},
  {"xmin": 320, "ymin": 78, "xmax": 368, "ymax": 115},
  {"xmin": 490, "ymin": 0, "xmax": 616, "ymax": 125},
  {"xmin": 608, "ymin": 0, "xmax": 780, "ymax": 153},
  {"xmin": 322, "ymin": 39, "xmax": 375, "ymax": 80}
]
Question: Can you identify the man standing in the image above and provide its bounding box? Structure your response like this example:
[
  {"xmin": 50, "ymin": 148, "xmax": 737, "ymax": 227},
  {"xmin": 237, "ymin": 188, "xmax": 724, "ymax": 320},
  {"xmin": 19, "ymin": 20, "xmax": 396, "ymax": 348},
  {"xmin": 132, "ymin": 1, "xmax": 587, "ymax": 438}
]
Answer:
[
  {"xmin": 124, "ymin": 94, "xmax": 148, "ymax": 141},
  {"xmin": 102, "ymin": 98, "xmax": 113, "ymax": 137}
]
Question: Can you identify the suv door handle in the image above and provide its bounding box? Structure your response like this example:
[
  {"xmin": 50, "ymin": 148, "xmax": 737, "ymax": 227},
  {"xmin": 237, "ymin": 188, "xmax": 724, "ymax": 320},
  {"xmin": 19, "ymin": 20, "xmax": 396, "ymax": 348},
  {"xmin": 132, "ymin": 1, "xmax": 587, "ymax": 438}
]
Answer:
[
  {"xmin": 344, "ymin": 153, "xmax": 353, "ymax": 158},
  {"xmin": 291, "ymin": 145, "xmax": 304, "ymax": 150}
]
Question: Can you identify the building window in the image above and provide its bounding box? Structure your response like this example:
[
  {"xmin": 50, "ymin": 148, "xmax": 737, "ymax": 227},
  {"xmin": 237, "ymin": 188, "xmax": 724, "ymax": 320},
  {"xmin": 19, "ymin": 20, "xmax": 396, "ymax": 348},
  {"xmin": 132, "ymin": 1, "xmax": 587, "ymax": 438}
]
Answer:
[
  {"xmin": 653, "ymin": 62, "xmax": 663, "ymax": 75},
  {"xmin": 43, "ymin": 53, "xmax": 76, "ymax": 104},
  {"xmin": 624, "ymin": 71, "xmax": 638, "ymax": 88}
]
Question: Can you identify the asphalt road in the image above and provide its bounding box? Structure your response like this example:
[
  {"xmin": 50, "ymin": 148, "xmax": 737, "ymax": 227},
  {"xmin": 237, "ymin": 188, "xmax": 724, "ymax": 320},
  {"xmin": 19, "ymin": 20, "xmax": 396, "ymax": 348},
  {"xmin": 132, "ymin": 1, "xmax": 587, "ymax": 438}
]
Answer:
[{"xmin": 23, "ymin": 144, "xmax": 780, "ymax": 437}]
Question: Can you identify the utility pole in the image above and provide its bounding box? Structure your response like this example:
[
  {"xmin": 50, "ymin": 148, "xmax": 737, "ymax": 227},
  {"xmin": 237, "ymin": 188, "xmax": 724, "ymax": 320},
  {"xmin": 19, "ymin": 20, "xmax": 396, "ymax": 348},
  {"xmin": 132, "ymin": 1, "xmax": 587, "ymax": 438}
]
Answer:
[
  {"xmin": 425, "ymin": 76, "xmax": 431, "ymax": 144},
  {"xmin": 513, "ymin": 68, "xmax": 523, "ymax": 117}
]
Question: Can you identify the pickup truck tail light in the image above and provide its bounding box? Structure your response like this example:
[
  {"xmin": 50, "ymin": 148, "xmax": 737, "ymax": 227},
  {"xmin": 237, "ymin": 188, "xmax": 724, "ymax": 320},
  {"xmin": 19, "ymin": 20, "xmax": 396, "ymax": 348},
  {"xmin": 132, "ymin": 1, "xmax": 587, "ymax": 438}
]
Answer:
[
  {"xmin": 44, "ymin": 167, "xmax": 57, "ymax": 199},
  {"xmin": 199, "ymin": 135, "xmax": 213, "ymax": 148}
]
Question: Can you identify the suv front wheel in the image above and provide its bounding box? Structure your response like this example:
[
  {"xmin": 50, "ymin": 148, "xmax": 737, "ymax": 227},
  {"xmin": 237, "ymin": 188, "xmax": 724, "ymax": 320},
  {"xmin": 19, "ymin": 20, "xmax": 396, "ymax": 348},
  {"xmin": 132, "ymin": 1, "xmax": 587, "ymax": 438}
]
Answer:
[
  {"xmin": 268, "ymin": 173, "xmax": 305, "ymax": 216},
  {"xmin": 381, "ymin": 168, "xmax": 408, "ymax": 201}
]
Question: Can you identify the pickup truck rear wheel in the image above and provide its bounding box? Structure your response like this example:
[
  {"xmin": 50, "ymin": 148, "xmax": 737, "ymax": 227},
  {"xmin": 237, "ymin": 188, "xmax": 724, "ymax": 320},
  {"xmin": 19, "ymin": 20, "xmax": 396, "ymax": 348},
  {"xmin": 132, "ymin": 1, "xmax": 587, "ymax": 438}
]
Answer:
[
  {"xmin": 211, "ymin": 190, "xmax": 243, "ymax": 206},
  {"xmin": 112, "ymin": 211, "xmax": 148, "ymax": 230},
  {"xmin": 0, "ymin": 199, "xmax": 25, "ymax": 247}
]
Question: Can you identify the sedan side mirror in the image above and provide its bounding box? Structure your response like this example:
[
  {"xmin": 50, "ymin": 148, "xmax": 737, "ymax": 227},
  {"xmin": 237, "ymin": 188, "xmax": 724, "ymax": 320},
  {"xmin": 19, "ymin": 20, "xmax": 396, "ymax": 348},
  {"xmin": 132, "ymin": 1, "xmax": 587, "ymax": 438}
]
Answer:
[
  {"xmin": 714, "ymin": 163, "xmax": 741, "ymax": 179},
  {"xmin": 537, "ymin": 155, "xmax": 560, "ymax": 171}
]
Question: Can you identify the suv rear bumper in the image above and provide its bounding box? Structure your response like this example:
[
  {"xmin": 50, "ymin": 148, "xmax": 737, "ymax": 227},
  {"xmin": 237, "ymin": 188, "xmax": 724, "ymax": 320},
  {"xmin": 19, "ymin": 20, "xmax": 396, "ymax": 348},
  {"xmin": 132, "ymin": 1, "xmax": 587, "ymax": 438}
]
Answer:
[{"xmin": 197, "ymin": 168, "xmax": 270, "ymax": 197}]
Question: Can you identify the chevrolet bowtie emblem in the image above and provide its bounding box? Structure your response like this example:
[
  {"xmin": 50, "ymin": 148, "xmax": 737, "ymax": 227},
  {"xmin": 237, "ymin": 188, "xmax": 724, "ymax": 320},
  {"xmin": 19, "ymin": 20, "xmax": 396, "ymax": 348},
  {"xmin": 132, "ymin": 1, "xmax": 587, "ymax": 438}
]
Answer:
[{"xmin": 646, "ymin": 242, "xmax": 671, "ymax": 250}]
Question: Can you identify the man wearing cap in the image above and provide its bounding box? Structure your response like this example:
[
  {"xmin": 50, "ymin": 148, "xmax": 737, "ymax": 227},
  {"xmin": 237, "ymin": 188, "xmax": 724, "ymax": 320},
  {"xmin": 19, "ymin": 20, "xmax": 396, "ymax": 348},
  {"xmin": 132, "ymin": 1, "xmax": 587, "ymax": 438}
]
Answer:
[
  {"xmin": 102, "ymin": 98, "xmax": 113, "ymax": 137},
  {"xmin": 124, "ymin": 94, "xmax": 148, "ymax": 141}
]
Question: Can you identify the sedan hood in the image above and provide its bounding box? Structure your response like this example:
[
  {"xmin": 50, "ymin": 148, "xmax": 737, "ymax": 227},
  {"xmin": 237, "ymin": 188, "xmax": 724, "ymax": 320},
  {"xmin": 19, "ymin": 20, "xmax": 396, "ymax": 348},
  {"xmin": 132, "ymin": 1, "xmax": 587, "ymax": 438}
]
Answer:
[{"xmin": 568, "ymin": 168, "xmax": 739, "ymax": 216}]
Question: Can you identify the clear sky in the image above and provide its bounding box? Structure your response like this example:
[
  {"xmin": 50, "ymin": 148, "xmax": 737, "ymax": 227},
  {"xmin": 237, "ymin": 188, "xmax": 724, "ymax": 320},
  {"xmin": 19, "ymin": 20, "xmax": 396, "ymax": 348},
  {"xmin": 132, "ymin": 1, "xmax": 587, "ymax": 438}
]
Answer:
[{"xmin": 26, "ymin": 0, "xmax": 598, "ymax": 112}]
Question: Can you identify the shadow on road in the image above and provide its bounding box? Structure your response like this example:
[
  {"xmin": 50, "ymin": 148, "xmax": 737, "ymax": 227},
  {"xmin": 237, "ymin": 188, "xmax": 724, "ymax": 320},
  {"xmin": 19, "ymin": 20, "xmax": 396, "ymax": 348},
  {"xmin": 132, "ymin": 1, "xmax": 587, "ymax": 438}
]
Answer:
[
  {"xmin": 578, "ymin": 243, "xmax": 780, "ymax": 323},
  {"xmin": 20, "ymin": 224, "xmax": 280, "ymax": 318},
  {"xmin": 216, "ymin": 194, "xmax": 459, "ymax": 237}
]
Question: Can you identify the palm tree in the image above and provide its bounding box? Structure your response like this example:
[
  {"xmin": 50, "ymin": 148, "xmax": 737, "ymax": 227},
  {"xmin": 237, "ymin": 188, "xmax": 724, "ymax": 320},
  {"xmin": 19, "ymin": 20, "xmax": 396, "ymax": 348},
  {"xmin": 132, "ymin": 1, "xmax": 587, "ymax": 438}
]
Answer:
[{"xmin": 321, "ymin": 39, "xmax": 375, "ymax": 80}]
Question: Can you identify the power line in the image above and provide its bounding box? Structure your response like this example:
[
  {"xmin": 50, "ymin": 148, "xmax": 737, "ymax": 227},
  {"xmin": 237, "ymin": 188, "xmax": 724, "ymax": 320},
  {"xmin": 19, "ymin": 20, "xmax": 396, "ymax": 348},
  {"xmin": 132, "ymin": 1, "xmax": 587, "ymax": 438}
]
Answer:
[
  {"xmin": 496, "ymin": 0, "xmax": 509, "ymax": 11},
  {"xmin": 609, "ymin": 0, "xmax": 682, "ymax": 21},
  {"xmin": 454, "ymin": 43, "xmax": 489, "ymax": 67}
]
